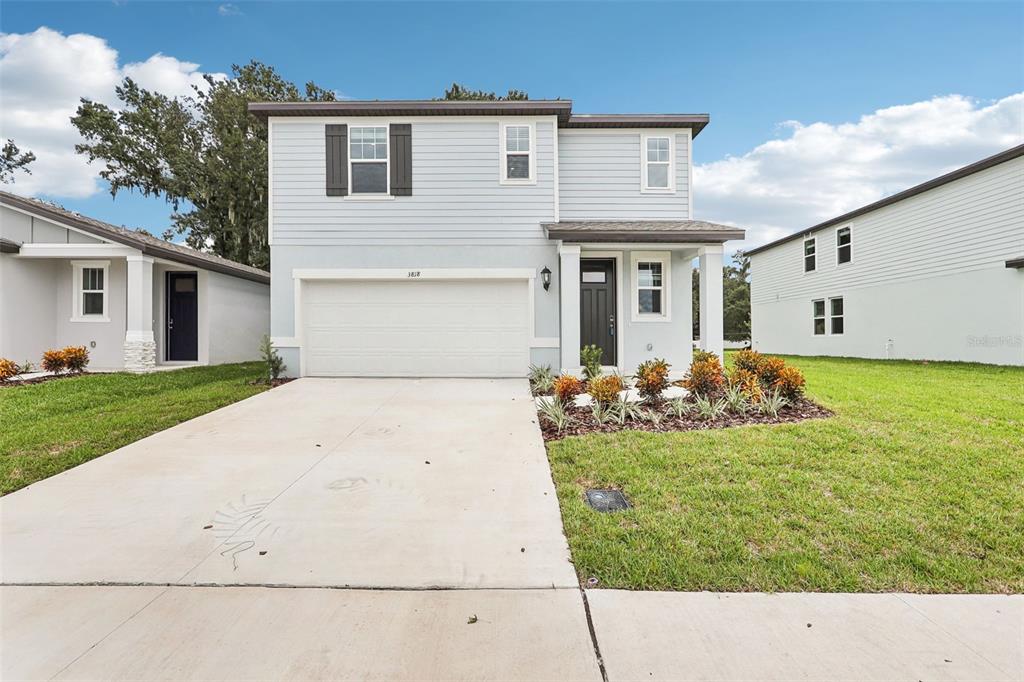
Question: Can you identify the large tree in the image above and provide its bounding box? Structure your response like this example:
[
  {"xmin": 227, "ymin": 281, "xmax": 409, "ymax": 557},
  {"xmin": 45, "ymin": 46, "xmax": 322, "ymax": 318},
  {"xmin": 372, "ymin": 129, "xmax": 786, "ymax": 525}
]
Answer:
[
  {"xmin": 440, "ymin": 82, "xmax": 528, "ymax": 101},
  {"xmin": 0, "ymin": 139, "xmax": 36, "ymax": 183},
  {"xmin": 72, "ymin": 61, "xmax": 335, "ymax": 270},
  {"xmin": 692, "ymin": 251, "xmax": 751, "ymax": 343}
]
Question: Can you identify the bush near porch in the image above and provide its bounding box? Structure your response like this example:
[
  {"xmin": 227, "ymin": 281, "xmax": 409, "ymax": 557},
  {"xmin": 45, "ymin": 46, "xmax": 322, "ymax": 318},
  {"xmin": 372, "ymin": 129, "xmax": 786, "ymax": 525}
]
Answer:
[
  {"xmin": 546, "ymin": 355, "xmax": 1024, "ymax": 593},
  {"xmin": 0, "ymin": 363, "xmax": 268, "ymax": 495}
]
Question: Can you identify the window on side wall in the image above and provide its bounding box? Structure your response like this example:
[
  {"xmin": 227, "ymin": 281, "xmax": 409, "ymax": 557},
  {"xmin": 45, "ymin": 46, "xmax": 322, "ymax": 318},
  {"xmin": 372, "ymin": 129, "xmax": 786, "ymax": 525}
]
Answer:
[
  {"xmin": 836, "ymin": 226, "xmax": 852, "ymax": 264},
  {"xmin": 812, "ymin": 299, "xmax": 826, "ymax": 335},
  {"xmin": 642, "ymin": 135, "xmax": 672, "ymax": 192},
  {"xmin": 829, "ymin": 297, "xmax": 844, "ymax": 335},
  {"xmin": 72, "ymin": 261, "xmax": 109, "ymax": 322},
  {"xmin": 350, "ymin": 126, "xmax": 389, "ymax": 194},
  {"xmin": 501, "ymin": 124, "xmax": 533, "ymax": 183},
  {"xmin": 804, "ymin": 237, "xmax": 816, "ymax": 272},
  {"xmin": 632, "ymin": 253, "xmax": 670, "ymax": 321}
]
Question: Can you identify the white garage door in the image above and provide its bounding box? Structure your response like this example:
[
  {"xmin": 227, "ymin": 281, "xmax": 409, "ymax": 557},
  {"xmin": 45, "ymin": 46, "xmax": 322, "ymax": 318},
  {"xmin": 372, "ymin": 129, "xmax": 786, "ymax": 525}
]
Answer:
[{"xmin": 302, "ymin": 278, "xmax": 531, "ymax": 377}]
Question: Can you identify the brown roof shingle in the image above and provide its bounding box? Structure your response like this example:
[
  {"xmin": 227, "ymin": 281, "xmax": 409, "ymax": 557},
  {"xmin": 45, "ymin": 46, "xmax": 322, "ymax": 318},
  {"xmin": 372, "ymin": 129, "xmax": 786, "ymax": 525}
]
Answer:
[{"xmin": 543, "ymin": 220, "xmax": 744, "ymax": 243}]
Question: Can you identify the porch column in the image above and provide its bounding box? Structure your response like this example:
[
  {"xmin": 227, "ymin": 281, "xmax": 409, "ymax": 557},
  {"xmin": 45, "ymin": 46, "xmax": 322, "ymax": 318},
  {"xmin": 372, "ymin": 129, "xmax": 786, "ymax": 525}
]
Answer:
[
  {"xmin": 124, "ymin": 255, "xmax": 156, "ymax": 371},
  {"xmin": 698, "ymin": 245, "xmax": 724, "ymax": 359},
  {"xmin": 559, "ymin": 243, "xmax": 581, "ymax": 373}
]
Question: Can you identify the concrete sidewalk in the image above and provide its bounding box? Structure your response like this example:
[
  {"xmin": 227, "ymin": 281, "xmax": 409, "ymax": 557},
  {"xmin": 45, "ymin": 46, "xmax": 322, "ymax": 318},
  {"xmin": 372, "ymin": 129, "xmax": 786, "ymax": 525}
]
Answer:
[{"xmin": 588, "ymin": 591, "xmax": 1023, "ymax": 681}]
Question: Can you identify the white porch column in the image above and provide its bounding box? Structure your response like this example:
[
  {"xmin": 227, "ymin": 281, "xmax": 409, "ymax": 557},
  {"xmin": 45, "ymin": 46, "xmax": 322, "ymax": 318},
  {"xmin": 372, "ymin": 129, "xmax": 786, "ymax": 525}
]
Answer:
[
  {"xmin": 698, "ymin": 245, "xmax": 724, "ymax": 359},
  {"xmin": 124, "ymin": 255, "xmax": 156, "ymax": 371},
  {"xmin": 558, "ymin": 244, "xmax": 581, "ymax": 373}
]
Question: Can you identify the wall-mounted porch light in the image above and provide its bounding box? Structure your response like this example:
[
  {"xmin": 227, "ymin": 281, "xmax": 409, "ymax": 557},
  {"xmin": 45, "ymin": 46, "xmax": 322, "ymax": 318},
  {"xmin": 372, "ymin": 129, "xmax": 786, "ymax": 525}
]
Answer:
[{"xmin": 541, "ymin": 266, "xmax": 552, "ymax": 291}]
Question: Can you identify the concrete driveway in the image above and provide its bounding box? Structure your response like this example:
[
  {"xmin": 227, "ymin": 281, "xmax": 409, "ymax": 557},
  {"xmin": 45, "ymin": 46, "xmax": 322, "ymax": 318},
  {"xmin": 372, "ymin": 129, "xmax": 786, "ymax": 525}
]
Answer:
[{"xmin": 2, "ymin": 378, "xmax": 601, "ymax": 680}]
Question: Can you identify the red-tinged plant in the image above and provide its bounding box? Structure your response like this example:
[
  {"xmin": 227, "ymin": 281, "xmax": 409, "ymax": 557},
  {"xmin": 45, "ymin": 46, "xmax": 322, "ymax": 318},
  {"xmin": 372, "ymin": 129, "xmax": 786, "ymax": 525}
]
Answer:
[
  {"xmin": 773, "ymin": 365, "xmax": 806, "ymax": 401},
  {"xmin": 757, "ymin": 356, "xmax": 787, "ymax": 388},
  {"xmin": 732, "ymin": 349, "xmax": 765, "ymax": 374},
  {"xmin": 41, "ymin": 349, "xmax": 65, "ymax": 373},
  {"xmin": 587, "ymin": 374, "xmax": 624, "ymax": 406},
  {"xmin": 635, "ymin": 358, "xmax": 671, "ymax": 403},
  {"xmin": 0, "ymin": 358, "xmax": 17, "ymax": 382},
  {"xmin": 682, "ymin": 356, "xmax": 725, "ymax": 398},
  {"xmin": 552, "ymin": 374, "xmax": 584, "ymax": 404},
  {"xmin": 61, "ymin": 346, "xmax": 90, "ymax": 373},
  {"xmin": 728, "ymin": 367, "xmax": 763, "ymax": 403}
]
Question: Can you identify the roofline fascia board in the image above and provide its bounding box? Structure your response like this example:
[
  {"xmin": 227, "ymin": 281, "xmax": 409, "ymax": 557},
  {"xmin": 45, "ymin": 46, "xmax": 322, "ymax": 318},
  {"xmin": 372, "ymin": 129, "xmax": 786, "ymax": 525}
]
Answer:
[
  {"xmin": 0, "ymin": 193, "xmax": 270, "ymax": 284},
  {"xmin": 746, "ymin": 143, "xmax": 1024, "ymax": 256},
  {"xmin": 16, "ymin": 243, "xmax": 140, "ymax": 259},
  {"xmin": 249, "ymin": 100, "xmax": 574, "ymax": 122},
  {"xmin": 546, "ymin": 230, "xmax": 742, "ymax": 243}
]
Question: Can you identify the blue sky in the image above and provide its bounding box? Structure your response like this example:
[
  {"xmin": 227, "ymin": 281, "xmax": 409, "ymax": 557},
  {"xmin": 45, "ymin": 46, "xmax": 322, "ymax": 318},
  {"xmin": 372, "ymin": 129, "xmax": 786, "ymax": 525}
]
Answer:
[{"xmin": 2, "ymin": 1, "xmax": 1022, "ymax": 247}]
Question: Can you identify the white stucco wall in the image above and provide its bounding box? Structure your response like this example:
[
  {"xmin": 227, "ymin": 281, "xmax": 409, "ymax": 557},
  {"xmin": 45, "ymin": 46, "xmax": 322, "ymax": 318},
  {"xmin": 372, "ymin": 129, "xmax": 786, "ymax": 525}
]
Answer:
[
  {"xmin": 207, "ymin": 271, "xmax": 270, "ymax": 364},
  {"xmin": 750, "ymin": 155, "xmax": 1024, "ymax": 366},
  {"xmin": 54, "ymin": 258, "xmax": 129, "ymax": 370},
  {"xmin": 0, "ymin": 255, "xmax": 58, "ymax": 365}
]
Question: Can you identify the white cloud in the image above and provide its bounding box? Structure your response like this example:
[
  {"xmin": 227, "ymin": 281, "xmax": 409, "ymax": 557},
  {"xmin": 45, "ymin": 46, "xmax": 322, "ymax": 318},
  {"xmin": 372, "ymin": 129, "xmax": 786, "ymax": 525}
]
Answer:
[
  {"xmin": 0, "ymin": 27, "xmax": 223, "ymax": 198},
  {"xmin": 695, "ymin": 93, "xmax": 1024, "ymax": 252},
  {"xmin": 217, "ymin": 4, "xmax": 243, "ymax": 17}
]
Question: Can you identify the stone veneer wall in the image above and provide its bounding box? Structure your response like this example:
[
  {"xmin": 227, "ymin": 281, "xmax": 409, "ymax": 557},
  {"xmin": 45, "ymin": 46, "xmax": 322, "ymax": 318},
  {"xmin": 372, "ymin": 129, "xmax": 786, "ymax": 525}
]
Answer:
[{"xmin": 123, "ymin": 337, "xmax": 156, "ymax": 371}]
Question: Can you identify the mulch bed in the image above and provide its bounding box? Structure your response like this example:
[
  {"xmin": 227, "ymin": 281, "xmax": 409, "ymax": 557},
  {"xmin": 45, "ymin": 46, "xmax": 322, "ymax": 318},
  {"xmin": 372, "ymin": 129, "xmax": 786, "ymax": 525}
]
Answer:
[
  {"xmin": 538, "ymin": 398, "xmax": 833, "ymax": 441},
  {"xmin": 250, "ymin": 377, "xmax": 296, "ymax": 388},
  {"xmin": 0, "ymin": 373, "xmax": 89, "ymax": 388}
]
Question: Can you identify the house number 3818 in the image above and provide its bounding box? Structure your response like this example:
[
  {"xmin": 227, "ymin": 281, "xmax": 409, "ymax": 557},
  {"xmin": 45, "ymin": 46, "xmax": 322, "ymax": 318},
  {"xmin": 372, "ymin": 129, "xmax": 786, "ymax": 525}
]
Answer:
[{"xmin": 407, "ymin": 271, "xmax": 421, "ymax": 278}]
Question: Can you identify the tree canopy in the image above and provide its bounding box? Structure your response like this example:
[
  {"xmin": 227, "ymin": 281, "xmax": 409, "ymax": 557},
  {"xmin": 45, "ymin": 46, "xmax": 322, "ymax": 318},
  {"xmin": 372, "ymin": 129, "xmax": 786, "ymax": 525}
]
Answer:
[
  {"xmin": 440, "ymin": 82, "xmax": 529, "ymax": 101},
  {"xmin": 71, "ymin": 61, "xmax": 335, "ymax": 270},
  {"xmin": 1, "ymin": 139, "xmax": 35, "ymax": 183}
]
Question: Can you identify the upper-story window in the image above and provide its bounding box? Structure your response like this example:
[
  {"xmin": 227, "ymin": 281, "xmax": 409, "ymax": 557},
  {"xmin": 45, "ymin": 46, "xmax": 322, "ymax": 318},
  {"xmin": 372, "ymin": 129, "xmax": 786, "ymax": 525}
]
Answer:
[
  {"xmin": 501, "ymin": 123, "xmax": 534, "ymax": 183},
  {"xmin": 350, "ymin": 126, "xmax": 388, "ymax": 194},
  {"xmin": 803, "ymin": 237, "xmax": 816, "ymax": 272},
  {"xmin": 836, "ymin": 225, "xmax": 852, "ymax": 264},
  {"xmin": 642, "ymin": 135, "xmax": 673, "ymax": 192}
]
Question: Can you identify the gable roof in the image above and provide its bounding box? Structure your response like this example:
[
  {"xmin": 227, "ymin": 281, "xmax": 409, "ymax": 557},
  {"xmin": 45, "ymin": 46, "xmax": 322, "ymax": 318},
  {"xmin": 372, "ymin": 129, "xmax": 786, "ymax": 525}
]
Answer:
[
  {"xmin": 248, "ymin": 100, "xmax": 710, "ymax": 137},
  {"xmin": 0, "ymin": 190, "xmax": 270, "ymax": 284},
  {"xmin": 746, "ymin": 144, "xmax": 1024, "ymax": 256}
]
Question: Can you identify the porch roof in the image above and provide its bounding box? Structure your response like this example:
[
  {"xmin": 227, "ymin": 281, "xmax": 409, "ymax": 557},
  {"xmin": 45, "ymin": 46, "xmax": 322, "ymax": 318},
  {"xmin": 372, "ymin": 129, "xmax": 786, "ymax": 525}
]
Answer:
[
  {"xmin": 1006, "ymin": 257, "xmax": 1024, "ymax": 269},
  {"xmin": 0, "ymin": 191, "xmax": 270, "ymax": 285},
  {"xmin": 543, "ymin": 220, "xmax": 744, "ymax": 244},
  {"xmin": 0, "ymin": 237, "xmax": 20, "ymax": 253}
]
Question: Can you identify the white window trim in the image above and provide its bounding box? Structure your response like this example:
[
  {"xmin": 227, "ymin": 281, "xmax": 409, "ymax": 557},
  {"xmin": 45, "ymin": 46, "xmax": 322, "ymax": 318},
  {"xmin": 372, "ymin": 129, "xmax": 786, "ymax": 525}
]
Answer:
[
  {"xmin": 835, "ymin": 223, "xmax": 853, "ymax": 266},
  {"xmin": 630, "ymin": 251, "xmax": 671, "ymax": 322},
  {"xmin": 499, "ymin": 121, "xmax": 536, "ymax": 185},
  {"xmin": 348, "ymin": 123, "xmax": 390, "ymax": 196},
  {"xmin": 641, "ymin": 134, "xmax": 675, "ymax": 193},
  {"xmin": 812, "ymin": 298, "xmax": 826, "ymax": 336},
  {"xmin": 803, "ymin": 236, "xmax": 817, "ymax": 274},
  {"xmin": 70, "ymin": 260, "xmax": 110, "ymax": 322},
  {"xmin": 829, "ymin": 296, "xmax": 845, "ymax": 335}
]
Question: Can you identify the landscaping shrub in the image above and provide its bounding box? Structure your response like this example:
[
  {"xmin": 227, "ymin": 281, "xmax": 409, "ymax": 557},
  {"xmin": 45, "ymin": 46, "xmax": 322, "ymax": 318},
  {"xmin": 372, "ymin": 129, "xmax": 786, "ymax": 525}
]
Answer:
[
  {"xmin": 538, "ymin": 397, "xmax": 572, "ymax": 434},
  {"xmin": 757, "ymin": 356, "xmax": 787, "ymax": 387},
  {"xmin": 691, "ymin": 349, "xmax": 719, "ymax": 364},
  {"xmin": 634, "ymin": 358, "xmax": 671, "ymax": 403},
  {"xmin": 528, "ymin": 364, "xmax": 555, "ymax": 395},
  {"xmin": 732, "ymin": 348, "xmax": 764, "ymax": 374},
  {"xmin": 0, "ymin": 358, "xmax": 17, "ymax": 382},
  {"xmin": 41, "ymin": 349, "xmax": 66, "ymax": 373},
  {"xmin": 728, "ymin": 367, "xmax": 763, "ymax": 403},
  {"xmin": 587, "ymin": 374, "xmax": 624, "ymax": 406},
  {"xmin": 773, "ymin": 365, "xmax": 806, "ymax": 401},
  {"xmin": 552, "ymin": 374, "xmax": 584, "ymax": 403},
  {"xmin": 61, "ymin": 346, "xmax": 90, "ymax": 373},
  {"xmin": 681, "ymin": 356, "xmax": 725, "ymax": 398},
  {"xmin": 258, "ymin": 335, "xmax": 286, "ymax": 382},
  {"xmin": 18, "ymin": 360, "xmax": 34, "ymax": 374},
  {"xmin": 580, "ymin": 344, "xmax": 603, "ymax": 380}
]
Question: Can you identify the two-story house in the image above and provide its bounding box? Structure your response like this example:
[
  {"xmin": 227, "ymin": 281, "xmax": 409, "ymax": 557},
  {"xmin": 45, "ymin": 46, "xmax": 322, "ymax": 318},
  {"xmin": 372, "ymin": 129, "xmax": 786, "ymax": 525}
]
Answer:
[
  {"xmin": 249, "ymin": 99, "xmax": 744, "ymax": 378},
  {"xmin": 747, "ymin": 144, "xmax": 1024, "ymax": 366}
]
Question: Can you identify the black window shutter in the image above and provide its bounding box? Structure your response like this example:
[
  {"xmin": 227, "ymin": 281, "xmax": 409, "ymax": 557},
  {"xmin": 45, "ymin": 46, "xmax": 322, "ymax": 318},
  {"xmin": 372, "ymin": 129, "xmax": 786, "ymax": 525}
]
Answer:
[
  {"xmin": 325, "ymin": 124, "xmax": 348, "ymax": 196},
  {"xmin": 389, "ymin": 124, "xmax": 412, "ymax": 196}
]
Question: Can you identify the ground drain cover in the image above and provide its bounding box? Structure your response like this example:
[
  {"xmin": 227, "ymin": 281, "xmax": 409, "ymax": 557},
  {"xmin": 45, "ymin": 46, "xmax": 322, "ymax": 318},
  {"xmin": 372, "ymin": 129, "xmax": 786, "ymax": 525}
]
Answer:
[{"xmin": 585, "ymin": 489, "xmax": 631, "ymax": 512}]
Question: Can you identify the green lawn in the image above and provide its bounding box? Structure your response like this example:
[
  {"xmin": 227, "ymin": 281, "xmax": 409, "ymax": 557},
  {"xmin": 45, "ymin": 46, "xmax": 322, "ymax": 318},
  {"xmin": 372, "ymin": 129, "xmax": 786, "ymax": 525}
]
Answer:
[
  {"xmin": 1, "ymin": 363, "xmax": 268, "ymax": 496},
  {"xmin": 547, "ymin": 356, "xmax": 1024, "ymax": 593}
]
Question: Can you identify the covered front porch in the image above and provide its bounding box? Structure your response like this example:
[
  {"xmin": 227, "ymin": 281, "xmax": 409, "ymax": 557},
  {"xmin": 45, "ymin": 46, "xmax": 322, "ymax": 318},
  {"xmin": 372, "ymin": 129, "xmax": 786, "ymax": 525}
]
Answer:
[{"xmin": 545, "ymin": 220, "xmax": 743, "ymax": 378}]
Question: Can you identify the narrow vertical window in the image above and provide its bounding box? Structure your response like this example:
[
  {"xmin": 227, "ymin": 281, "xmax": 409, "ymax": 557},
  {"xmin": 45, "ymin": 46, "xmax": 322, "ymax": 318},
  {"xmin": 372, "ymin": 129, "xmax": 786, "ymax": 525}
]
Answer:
[
  {"xmin": 641, "ymin": 135, "xmax": 673, "ymax": 192},
  {"xmin": 349, "ymin": 126, "xmax": 388, "ymax": 194},
  {"xmin": 502, "ymin": 124, "xmax": 532, "ymax": 181},
  {"xmin": 837, "ymin": 226, "xmax": 852, "ymax": 264},
  {"xmin": 812, "ymin": 299, "xmax": 826, "ymax": 335},
  {"xmin": 804, "ymin": 238, "xmax": 816, "ymax": 273},
  {"xmin": 829, "ymin": 297, "xmax": 844, "ymax": 334},
  {"xmin": 72, "ymin": 261, "xmax": 109, "ymax": 322}
]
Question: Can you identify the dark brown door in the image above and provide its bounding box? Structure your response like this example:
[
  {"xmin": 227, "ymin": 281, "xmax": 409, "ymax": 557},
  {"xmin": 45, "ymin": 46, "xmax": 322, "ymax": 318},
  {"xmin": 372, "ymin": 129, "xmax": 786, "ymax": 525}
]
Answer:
[
  {"xmin": 167, "ymin": 272, "xmax": 198, "ymax": 361},
  {"xmin": 580, "ymin": 259, "xmax": 616, "ymax": 365}
]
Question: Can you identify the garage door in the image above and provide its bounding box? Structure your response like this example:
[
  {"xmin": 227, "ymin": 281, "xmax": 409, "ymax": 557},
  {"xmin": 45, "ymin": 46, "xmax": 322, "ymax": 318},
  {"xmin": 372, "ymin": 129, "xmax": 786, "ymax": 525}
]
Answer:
[{"xmin": 302, "ymin": 278, "xmax": 531, "ymax": 377}]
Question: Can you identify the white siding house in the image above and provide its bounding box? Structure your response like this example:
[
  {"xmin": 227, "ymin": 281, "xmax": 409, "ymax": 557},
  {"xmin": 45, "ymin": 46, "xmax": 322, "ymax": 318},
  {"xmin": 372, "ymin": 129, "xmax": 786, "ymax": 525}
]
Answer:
[
  {"xmin": 748, "ymin": 145, "xmax": 1024, "ymax": 366},
  {"xmin": 253, "ymin": 100, "xmax": 742, "ymax": 378}
]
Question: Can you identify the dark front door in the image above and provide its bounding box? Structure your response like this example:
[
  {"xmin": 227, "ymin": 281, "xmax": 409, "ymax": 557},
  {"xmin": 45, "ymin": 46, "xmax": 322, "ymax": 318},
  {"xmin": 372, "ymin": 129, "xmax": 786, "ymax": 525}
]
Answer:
[
  {"xmin": 580, "ymin": 259, "xmax": 616, "ymax": 365},
  {"xmin": 167, "ymin": 272, "xmax": 198, "ymax": 361}
]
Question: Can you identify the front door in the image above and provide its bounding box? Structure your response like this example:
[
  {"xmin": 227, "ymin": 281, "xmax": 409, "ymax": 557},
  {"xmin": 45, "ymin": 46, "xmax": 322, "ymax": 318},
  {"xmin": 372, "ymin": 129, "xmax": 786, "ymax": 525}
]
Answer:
[
  {"xmin": 167, "ymin": 272, "xmax": 198, "ymax": 361},
  {"xmin": 580, "ymin": 259, "xmax": 616, "ymax": 365}
]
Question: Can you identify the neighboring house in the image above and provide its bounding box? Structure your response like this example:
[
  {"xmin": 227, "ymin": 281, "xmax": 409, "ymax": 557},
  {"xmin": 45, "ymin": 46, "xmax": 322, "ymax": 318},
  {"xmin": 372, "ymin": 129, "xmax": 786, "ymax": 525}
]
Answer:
[
  {"xmin": 747, "ymin": 144, "xmax": 1024, "ymax": 366},
  {"xmin": 250, "ymin": 99, "xmax": 744, "ymax": 378},
  {"xmin": 0, "ymin": 191, "xmax": 270, "ymax": 371}
]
